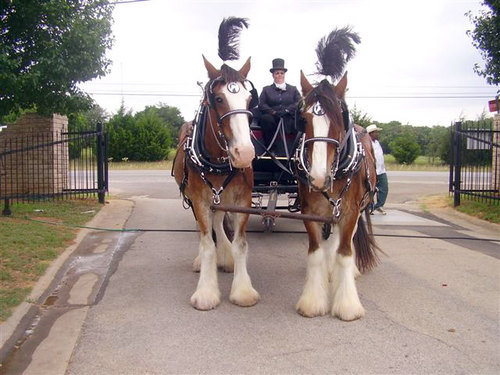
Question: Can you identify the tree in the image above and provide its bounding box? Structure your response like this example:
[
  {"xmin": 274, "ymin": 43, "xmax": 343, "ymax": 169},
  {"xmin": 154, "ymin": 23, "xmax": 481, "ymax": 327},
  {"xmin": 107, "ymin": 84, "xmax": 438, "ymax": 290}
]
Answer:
[
  {"xmin": 133, "ymin": 109, "xmax": 172, "ymax": 161},
  {"xmin": 106, "ymin": 105, "xmax": 136, "ymax": 162},
  {"xmin": 467, "ymin": 0, "xmax": 500, "ymax": 85},
  {"xmin": 0, "ymin": 0, "xmax": 114, "ymax": 117},
  {"xmin": 390, "ymin": 135, "xmax": 421, "ymax": 164},
  {"xmin": 67, "ymin": 104, "xmax": 108, "ymax": 159},
  {"xmin": 106, "ymin": 103, "xmax": 178, "ymax": 162},
  {"xmin": 428, "ymin": 126, "xmax": 449, "ymax": 163},
  {"xmin": 350, "ymin": 104, "xmax": 372, "ymax": 127},
  {"xmin": 375, "ymin": 121, "xmax": 405, "ymax": 154},
  {"xmin": 141, "ymin": 103, "xmax": 185, "ymax": 144}
]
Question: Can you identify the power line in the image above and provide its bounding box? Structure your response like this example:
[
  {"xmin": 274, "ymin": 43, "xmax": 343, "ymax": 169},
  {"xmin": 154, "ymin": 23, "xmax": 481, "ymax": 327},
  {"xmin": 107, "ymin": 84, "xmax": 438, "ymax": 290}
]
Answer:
[
  {"xmin": 86, "ymin": 91, "xmax": 495, "ymax": 99},
  {"xmin": 111, "ymin": 0, "xmax": 151, "ymax": 4}
]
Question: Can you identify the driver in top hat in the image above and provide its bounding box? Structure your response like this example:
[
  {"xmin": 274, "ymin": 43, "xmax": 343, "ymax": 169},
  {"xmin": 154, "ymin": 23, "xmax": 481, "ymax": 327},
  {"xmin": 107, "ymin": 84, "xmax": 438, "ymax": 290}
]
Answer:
[{"xmin": 258, "ymin": 58, "xmax": 301, "ymax": 151}]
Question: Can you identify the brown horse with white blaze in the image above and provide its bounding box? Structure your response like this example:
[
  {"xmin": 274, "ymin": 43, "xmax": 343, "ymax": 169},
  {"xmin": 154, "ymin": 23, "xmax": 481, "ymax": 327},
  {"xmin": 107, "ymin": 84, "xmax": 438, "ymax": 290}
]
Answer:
[
  {"xmin": 173, "ymin": 18, "xmax": 259, "ymax": 311},
  {"xmin": 294, "ymin": 27, "xmax": 380, "ymax": 321}
]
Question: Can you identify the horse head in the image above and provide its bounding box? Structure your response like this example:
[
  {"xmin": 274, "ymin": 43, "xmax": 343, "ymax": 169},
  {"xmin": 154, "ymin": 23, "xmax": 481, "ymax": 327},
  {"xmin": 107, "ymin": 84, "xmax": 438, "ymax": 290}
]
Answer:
[
  {"xmin": 202, "ymin": 56, "xmax": 255, "ymax": 169},
  {"xmin": 297, "ymin": 26, "xmax": 360, "ymax": 191},
  {"xmin": 299, "ymin": 71, "xmax": 348, "ymax": 191}
]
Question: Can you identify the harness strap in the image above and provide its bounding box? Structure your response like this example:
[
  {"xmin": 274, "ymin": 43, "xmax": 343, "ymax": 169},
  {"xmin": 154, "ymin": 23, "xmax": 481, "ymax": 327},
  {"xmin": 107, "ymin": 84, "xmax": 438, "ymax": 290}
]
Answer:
[
  {"xmin": 198, "ymin": 168, "xmax": 239, "ymax": 205},
  {"xmin": 252, "ymin": 118, "xmax": 295, "ymax": 175}
]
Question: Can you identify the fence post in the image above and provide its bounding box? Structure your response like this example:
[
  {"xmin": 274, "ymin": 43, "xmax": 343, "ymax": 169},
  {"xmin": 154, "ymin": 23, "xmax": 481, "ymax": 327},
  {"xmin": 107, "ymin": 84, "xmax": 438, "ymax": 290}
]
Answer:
[
  {"xmin": 2, "ymin": 198, "xmax": 11, "ymax": 216},
  {"xmin": 449, "ymin": 125, "xmax": 454, "ymax": 193},
  {"xmin": 96, "ymin": 122, "xmax": 106, "ymax": 204},
  {"xmin": 453, "ymin": 121, "xmax": 462, "ymax": 207}
]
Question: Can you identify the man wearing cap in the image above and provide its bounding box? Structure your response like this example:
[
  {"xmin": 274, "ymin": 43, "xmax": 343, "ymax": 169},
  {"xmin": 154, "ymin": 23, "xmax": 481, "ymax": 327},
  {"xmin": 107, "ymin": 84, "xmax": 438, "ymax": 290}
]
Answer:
[
  {"xmin": 258, "ymin": 58, "xmax": 301, "ymax": 151},
  {"xmin": 367, "ymin": 124, "xmax": 388, "ymax": 215}
]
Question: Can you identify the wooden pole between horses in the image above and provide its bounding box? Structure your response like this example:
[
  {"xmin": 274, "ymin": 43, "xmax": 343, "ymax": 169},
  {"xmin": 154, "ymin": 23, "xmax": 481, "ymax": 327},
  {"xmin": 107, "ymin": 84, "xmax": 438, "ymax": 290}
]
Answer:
[{"xmin": 210, "ymin": 204, "xmax": 335, "ymax": 224}]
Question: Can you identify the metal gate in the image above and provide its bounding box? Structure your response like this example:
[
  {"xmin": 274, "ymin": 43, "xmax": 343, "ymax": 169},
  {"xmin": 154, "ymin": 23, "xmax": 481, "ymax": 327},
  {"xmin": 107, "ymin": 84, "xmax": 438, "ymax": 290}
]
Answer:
[
  {"xmin": 449, "ymin": 120, "xmax": 500, "ymax": 206},
  {"xmin": 0, "ymin": 123, "xmax": 108, "ymax": 214}
]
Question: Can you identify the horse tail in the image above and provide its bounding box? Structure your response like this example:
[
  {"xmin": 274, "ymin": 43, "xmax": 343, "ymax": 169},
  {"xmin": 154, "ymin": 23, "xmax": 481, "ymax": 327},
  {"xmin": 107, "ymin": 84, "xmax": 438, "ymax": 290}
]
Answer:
[{"xmin": 353, "ymin": 210, "xmax": 382, "ymax": 273}]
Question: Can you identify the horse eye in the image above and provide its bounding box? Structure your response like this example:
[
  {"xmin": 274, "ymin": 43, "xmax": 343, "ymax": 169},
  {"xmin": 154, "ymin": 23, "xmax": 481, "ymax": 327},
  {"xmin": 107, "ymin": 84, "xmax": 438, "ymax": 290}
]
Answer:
[{"xmin": 215, "ymin": 97, "xmax": 223, "ymax": 104}]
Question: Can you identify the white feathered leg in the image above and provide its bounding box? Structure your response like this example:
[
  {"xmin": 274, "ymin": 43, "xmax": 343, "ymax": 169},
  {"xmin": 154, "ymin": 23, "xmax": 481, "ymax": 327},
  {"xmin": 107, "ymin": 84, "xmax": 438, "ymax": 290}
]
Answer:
[
  {"xmin": 229, "ymin": 213, "xmax": 259, "ymax": 307},
  {"xmin": 296, "ymin": 247, "xmax": 329, "ymax": 317},
  {"xmin": 331, "ymin": 252, "xmax": 365, "ymax": 320},
  {"xmin": 190, "ymin": 229, "xmax": 221, "ymax": 310},
  {"xmin": 213, "ymin": 211, "xmax": 234, "ymax": 272},
  {"xmin": 325, "ymin": 226, "xmax": 339, "ymax": 282}
]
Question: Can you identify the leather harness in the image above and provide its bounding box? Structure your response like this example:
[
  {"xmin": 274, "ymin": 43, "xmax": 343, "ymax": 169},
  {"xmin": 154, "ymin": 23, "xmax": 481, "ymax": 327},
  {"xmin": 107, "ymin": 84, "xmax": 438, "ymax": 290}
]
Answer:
[{"xmin": 293, "ymin": 99, "xmax": 375, "ymax": 220}]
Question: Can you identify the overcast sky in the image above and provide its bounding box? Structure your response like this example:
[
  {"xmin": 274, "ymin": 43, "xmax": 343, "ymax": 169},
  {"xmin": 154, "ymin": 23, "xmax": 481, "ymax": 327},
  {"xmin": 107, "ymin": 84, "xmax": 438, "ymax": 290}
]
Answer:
[{"xmin": 81, "ymin": 0, "xmax": 499, "ymax": 127}]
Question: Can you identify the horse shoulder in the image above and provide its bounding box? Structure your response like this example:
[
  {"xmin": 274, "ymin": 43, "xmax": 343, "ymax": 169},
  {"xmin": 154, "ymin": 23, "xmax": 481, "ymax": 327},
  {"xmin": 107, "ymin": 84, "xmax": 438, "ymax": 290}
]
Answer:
[{"xmin": 172, "ymin": 121, "xmax": 193, "ymax": 187}]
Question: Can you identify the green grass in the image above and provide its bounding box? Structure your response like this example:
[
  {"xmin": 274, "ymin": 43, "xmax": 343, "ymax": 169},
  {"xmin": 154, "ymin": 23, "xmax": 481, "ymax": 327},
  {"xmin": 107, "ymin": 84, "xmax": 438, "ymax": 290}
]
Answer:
[
  {"xmin": 0, "ymin": 199, "xmax": 102, "ymax": 322},
  {"xmin": 108, "ymin": 155, "xmax": 448, "ymax": 171},
  {"xmin": 454, "ymin": 198, "xmax": 500, "ymax": 224},
  {"xmin": 385, "ymin": 155, "xmax": 448, "ymax": 171},
  {"xmin": 109, "ymin": 160, "xmax": 173, "ymax": 170},
  {"xmin": 421, "ymin": 195, "xmax": 500, "ymax": 224}
]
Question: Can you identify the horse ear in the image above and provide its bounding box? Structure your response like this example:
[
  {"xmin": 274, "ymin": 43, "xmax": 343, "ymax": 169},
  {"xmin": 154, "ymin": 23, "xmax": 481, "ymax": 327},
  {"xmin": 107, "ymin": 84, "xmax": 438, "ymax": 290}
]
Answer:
[
  {"xmin": 203, "ymin": 55, "xmax": 220, "ymax": 80},
  {"xmin": 239, "ymin": 57, "xmax": 251, "ymax": 78},
  {"xmin": 300, "ymin": 70, "xmax": 313, "ymax": 96},
  {"xmin": 334, "ymin": 72, "xmax": 348, "ymax": 98}
]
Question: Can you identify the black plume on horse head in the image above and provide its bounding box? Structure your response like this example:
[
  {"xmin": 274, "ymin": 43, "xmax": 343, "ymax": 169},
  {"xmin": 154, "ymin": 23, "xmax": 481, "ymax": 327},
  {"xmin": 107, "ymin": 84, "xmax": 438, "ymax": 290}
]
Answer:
[
  {"xmin": 315, "ymin": 26, "xmax": 361, "ymax": 80},
  {"xmin": 218, "ymin": 17, "xmax": 249, "ymax": 61}
]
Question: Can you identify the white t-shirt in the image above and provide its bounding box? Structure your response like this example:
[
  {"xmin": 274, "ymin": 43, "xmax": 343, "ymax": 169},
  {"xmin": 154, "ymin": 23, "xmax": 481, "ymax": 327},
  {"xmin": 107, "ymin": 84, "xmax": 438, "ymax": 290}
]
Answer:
[{"xmin": 372, "ymin": 139, "xmax": 386, "ymax": 175}]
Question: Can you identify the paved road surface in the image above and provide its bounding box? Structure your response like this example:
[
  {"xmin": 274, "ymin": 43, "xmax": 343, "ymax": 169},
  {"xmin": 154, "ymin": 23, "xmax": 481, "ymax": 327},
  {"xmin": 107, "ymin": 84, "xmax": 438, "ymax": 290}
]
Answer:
[
  {"xmin": 1, "ymin": 170, "xmax": 499, "ymax": 375},
  {"xmin": 108, "ymin": 170, "xmax": 450, "ymax": 203}
]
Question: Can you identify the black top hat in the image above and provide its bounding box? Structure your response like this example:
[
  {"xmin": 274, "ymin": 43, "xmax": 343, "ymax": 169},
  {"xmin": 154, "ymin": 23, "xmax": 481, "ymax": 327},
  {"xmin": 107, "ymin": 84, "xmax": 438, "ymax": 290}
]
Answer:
[{"xmin": 270, "ymin": 58, "xmax": 287, "ymax": 73}]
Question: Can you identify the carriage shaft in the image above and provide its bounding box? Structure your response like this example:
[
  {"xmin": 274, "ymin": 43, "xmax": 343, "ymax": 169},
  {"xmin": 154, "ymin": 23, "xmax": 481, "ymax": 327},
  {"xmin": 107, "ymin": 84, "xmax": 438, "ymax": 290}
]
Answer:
[{"xmin": 210, "ymin": 204, "xmax": 335, "ymax": 224}]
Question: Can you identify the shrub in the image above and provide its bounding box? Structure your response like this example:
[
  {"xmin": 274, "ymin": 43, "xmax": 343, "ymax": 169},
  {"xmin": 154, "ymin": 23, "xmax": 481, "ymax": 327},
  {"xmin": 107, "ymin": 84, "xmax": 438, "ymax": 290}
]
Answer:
[{"xmin": 389, "ymin": 136, "xmax": 420, "ymax": 164}]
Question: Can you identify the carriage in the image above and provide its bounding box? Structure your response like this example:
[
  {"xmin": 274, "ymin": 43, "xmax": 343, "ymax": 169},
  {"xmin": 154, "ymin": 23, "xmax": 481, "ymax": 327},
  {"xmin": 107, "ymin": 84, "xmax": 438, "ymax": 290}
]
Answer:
[{"xmin": 250, "ymin": 117, "xmax": 301, "ymax": 231}]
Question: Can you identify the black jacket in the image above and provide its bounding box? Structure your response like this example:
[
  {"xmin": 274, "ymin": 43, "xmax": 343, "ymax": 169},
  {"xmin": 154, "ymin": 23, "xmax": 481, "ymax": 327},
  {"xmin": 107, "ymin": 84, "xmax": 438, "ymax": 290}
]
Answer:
[{"xmin": 258, "ymin": 83, "xmax": 301, "ymax": 116}]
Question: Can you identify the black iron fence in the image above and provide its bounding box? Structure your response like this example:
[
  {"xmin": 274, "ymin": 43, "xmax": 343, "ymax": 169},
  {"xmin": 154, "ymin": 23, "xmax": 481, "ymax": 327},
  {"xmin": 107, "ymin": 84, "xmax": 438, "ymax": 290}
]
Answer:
[
  {"xmin": 0, "ymin": 123, "xmax": 108, "ymax": 214},
  {"xmin": 449, "ymin": 120, "xmax": 499, "ymax": 206}
]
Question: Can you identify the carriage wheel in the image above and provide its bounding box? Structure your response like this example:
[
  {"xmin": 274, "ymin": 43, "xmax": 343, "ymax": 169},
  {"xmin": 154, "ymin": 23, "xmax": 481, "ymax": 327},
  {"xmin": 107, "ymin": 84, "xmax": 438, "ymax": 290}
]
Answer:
[
  {"xmin": 322, "ymin": 223, "xmax": 331, "ymax": 240},
  {"xmin": 263, "ymin": 216, "xmax": 274, "ymax": 232}
]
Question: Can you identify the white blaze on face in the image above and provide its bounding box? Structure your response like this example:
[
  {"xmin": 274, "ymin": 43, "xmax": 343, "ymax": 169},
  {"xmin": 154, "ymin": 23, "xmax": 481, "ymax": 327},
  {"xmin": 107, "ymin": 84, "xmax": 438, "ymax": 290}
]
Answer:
[
  {"xmin": 221, "ymin": 82, "xmax": 255, "ymax": 168},
  {"xmin": 308, "ymin": 106, "xmax": 330, "ymax": 189}
]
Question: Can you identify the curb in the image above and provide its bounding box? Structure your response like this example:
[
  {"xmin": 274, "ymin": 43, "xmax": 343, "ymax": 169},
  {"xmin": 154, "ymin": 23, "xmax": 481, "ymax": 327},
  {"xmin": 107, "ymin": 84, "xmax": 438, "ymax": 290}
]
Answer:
[{"xmin": 0, "ymin": 199, "xmax": 134, "ymax": 362}]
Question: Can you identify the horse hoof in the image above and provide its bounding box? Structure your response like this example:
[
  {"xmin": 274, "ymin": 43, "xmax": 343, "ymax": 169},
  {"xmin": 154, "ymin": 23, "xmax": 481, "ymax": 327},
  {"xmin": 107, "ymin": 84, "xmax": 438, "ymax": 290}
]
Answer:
[
  {"xmin": 191, "ymin": 289, "xmax": 220, "ymax": 310},
  {"xmin": 230, "ymin": 287, "xmax": 260, "ymax": 307},
  {"xmin": 296, "ymin": 299, "xmax": 328, "ymax": 318},
  {"xmin": 332, "ymin": 301, "xmax": 365, "ymax": 321}
]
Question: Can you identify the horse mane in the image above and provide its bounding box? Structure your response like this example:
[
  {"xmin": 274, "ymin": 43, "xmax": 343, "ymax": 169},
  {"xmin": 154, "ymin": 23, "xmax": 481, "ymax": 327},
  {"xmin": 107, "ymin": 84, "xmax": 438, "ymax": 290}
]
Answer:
[
  {"xmin": 315, "ymin": 26, "xmax": 360, "ymax": 81},
  {"xmin": 220, "ymin": 64, "xmax": 244, "ymax": 83},
  {"xmin": 218, "ymin": 17, "xmax": 249, "ymax": 61},
  {"xmin": 304, "ymin": 79, "xmax": 343, "ymax": 129}
]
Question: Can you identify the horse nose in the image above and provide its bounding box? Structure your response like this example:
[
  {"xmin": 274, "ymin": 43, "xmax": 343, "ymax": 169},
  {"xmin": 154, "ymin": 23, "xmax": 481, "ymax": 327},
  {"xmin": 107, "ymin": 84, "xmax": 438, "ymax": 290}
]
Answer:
[
  {"xmin": 310, "ymin": 174, "xmax": 330, "ymax": 192},
  {"xmin": 231, "ymin": 146, "xmax": 255, "ymax": 168}
]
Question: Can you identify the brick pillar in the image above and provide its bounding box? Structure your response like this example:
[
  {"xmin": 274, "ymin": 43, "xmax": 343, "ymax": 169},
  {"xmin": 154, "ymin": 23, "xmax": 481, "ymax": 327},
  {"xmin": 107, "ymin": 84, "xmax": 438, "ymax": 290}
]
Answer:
[{"xmin": 0, "ymin": 113, "xmax": 68, "ymax": 198}]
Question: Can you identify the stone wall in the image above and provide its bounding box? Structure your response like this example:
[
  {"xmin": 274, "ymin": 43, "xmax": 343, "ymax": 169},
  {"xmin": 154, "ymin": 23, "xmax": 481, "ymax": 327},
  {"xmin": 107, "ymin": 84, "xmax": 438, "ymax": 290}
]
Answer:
[{"xmin": 0, "ymin": 113, "xmax": 69, "ymax": 198}]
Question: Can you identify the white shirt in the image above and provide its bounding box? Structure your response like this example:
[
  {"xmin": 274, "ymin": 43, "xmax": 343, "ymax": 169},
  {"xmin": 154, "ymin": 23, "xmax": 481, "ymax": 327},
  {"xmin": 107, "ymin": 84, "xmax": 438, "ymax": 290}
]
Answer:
[
  {"xmin": 274, "ymin": 82, "xmax": 286, "ymax": 90},
  {"xmin": 372, "ymin": 139, "xmax": 386, "ymax": 175}
]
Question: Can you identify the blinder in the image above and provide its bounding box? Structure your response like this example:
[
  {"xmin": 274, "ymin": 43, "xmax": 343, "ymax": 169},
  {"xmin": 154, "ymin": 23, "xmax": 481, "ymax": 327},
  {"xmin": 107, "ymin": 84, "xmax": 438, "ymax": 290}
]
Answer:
[{"xmin": 206, "ymin": 78, "xmax": 258, "ymax": 112}]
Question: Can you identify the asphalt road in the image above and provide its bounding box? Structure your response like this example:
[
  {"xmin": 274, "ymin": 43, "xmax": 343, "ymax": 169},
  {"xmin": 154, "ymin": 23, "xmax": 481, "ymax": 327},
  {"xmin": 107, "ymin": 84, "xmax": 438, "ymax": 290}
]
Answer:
[
  {"xmin": 1, "ymin": 170, "xmax": 499, "ymax": 375},
  {"xmin": 108, "ymin": 169, "xmax": 450, "ymax": 203}
]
